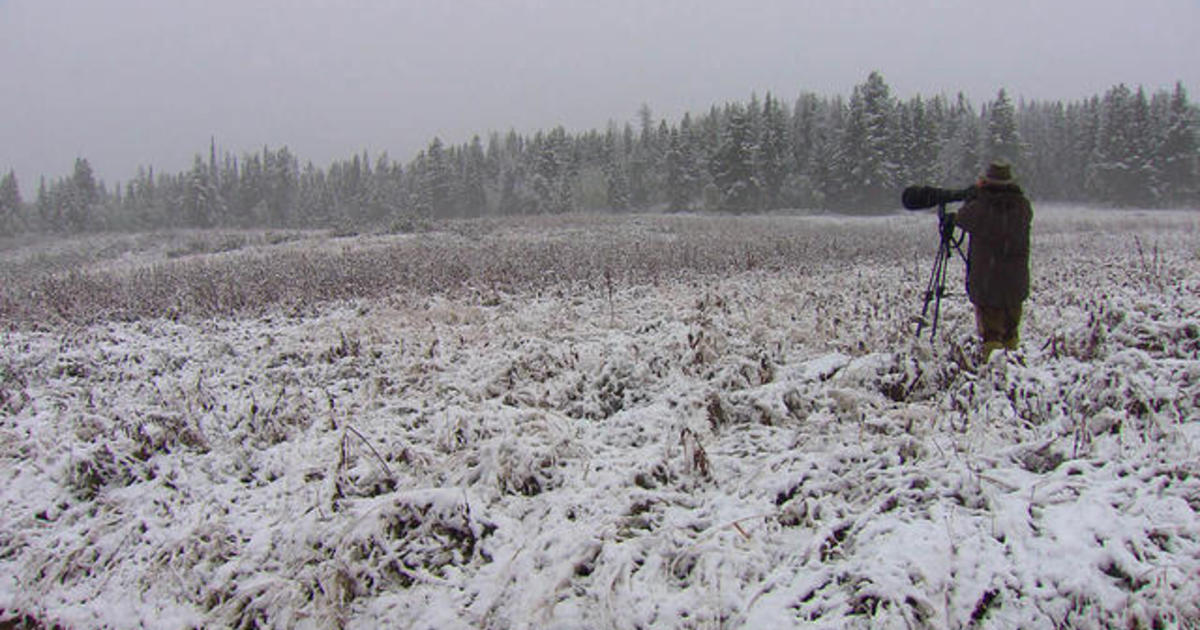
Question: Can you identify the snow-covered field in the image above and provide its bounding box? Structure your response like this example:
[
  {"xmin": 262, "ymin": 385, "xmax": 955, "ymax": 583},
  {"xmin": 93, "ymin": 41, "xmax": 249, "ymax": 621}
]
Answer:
[{"xmin": 2, "ymin": 208, "xmax": 1199, "ymax": 629}]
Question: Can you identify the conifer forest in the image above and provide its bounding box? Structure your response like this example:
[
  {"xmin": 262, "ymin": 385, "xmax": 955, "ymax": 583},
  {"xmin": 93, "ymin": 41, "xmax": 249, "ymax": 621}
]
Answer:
[{"xmin": 0, "ymin": 72, "xmax": 1196, "ymax": 238}]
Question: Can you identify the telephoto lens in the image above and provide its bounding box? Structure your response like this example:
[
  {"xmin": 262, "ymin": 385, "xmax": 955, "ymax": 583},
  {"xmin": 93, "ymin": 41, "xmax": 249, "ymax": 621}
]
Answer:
[{"xmin": 901, "ymin": 185, "xmax": 976, "ymax": 210}]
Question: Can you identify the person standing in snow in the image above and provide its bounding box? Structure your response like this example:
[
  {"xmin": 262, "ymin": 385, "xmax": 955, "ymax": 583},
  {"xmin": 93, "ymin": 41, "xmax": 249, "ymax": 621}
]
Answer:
[{"xmin": 948, "ymin": 161, "xmax": 1033, "ymax": 361}]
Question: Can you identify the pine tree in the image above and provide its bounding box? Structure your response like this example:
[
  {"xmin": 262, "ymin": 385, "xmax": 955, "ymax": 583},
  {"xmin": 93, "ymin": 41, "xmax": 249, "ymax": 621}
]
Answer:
[
  {"xmin": 1158, "ymin": 82, "xmax": 1199, "ymax": 205},
  {"xmin": 938, "ymin": 93, "xmax": 981, "ymax": 185},
  {"xmin": 184, "ymin": 156, "xmax": 213, "ymax": 227},
  {"xmin": 459, "ymin": 136, "xmax": 489, "ymax": 216},
  {"xmin": 36, "ymin": 177, "xmax": 57, "ymax": 231},
  {"xmin": 1088, "ymin": 84, "xmax": 1154, "ymax": 206},
  {"xmin": 663, "ymin": 127, "xmax": 691, "ymax": 211},
  {"xmin": 812, "ymin": 95, "xmax": 846, "ymax": 206},
  {"xmin": 834, "ymin": 71, "xmax": 897, "ymax": 211},
  {"xmin": 264, "ymin": 146, "xmax": 297, "ymax": 226},
  {"xmin": 534, "ymin": 127, "xmax": 575, "ymax": 213},
  {"xmin": 1126, "ymin": 86, "xmax": 1159, "ymax": 204},
  {"xmin": 422, "ymin": 138, "xmax": 453, "ymax": 218},
  {"xmin": 790, "ymin": 93, "xmax": 820, "ymax": 183},
  {"xmin": 603, "ymin": 124, "xmax": 630, "ymax": 211},
  {"xmin": 65, "ymin": 157, "xmax": 98, "ymax": 232},
  {"xmin": 0, "ymin": 170, "xmax": 21, "ymax": 236},
  {"xmin": 627, "ymin": 120, "xmax": 651, "ymax": 208},
  {"xmin": 901, "ymin": 96, "xmax": 939, "ymax": 185},
  {"xmin": 985, "ymin": 88, "xmax": 1022, "ymax": 166},
  {"xmin": 757, "ymin": 93, "xmax": 791, "ymax": 210},
  {"xmin": 678, "ymin": 113, "xmax": 705, "ymax": 206},
  {"xmin": 1071, "ymin": 97, "xmax": 1101, "ymax": 200},
  {"xmin": 1020, "ymin": 100, "xmax": 1072, "ymax": 199},
  {"xmin": 710, "ymin": 104, "xmax": 760, "ymax": 213}
]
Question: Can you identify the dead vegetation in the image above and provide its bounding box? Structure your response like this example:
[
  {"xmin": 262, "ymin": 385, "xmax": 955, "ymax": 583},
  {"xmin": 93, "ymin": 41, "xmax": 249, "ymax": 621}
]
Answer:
[{"xmin": 1, "ymin": 207, "xmax": 1198, "ymax": 628}]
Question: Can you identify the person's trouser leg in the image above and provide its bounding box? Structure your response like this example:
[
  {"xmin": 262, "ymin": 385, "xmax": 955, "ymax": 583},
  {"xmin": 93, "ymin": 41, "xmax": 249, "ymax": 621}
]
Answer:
[{"xmin": 975, "ymin": 304, "xmax": 1023, "ymax": 360}]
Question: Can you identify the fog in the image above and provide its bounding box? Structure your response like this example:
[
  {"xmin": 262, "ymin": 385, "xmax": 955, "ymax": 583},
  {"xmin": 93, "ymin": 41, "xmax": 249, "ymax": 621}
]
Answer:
[{"xmin": 1, "ymin": 0, "xmax": 1197, "ymax": 186}]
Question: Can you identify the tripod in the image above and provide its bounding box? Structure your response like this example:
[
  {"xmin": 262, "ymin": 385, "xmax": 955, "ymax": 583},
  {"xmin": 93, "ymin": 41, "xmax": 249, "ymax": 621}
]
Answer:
[{"xmin": 916, "ymin": 203, "xmax": 967, "ymax": 340}]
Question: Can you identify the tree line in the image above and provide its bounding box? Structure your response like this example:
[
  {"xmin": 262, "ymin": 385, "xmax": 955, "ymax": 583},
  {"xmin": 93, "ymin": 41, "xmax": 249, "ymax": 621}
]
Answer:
[{"xmin": 1, "ymin": 72, "xmax": 1196, "ymax": 236}]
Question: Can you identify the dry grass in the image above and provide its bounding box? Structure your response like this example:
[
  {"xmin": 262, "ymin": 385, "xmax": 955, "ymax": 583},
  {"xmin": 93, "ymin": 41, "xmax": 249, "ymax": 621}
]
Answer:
[
  {"xmin": 0, "ymin": 214, "xmax": 926, "ymax": 327},
  {"xmin": 2, "ymin": 206, "xmax": 1199, "ymax": 628}
]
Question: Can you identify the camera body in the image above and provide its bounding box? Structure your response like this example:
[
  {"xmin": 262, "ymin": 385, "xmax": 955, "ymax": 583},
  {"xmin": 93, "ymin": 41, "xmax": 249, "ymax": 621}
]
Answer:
[{"xmin": 901, "ymin": 185, "xmax": 977, "ymax": 210}]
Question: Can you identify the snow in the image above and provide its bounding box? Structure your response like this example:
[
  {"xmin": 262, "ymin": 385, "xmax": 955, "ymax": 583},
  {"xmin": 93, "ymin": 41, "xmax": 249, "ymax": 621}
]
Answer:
[{"xmin": 1, "ymin": 206, "xmax": 1199, "ymax": 629}]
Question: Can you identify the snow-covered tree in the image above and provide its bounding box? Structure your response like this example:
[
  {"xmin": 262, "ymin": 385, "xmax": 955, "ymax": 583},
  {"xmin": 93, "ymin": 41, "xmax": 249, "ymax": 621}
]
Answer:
[
  {"xmin": 183, "ymin": 156, "xmax": 215, "ymax": 228},
  {"xmin": 710, "ymin": 104, "xmax": 760, "ymax": 213},
  {"xmin": 529, "ymin": 127, "xmax": 575, "ymax": 214},
  {"xmin": 985, "ymin": 88, "xmax": 1022, "ymax": 166},
  {"xmin": 418, "ymin": 138, "xmax": 453, "ymax": 218},
  {"xmin": 63, "ymin": 157, "xmax": 98, "ymax": 232},
  {"xmin": 833, "ymin": 71, "xmax": 898, "ymax": 211},
  {"xmin": 663, "ymin": 127, "xmax": 691, "ymax": 211},
  {"xmin": 938, "ymin": 93, "xmax": 981, "ymax": 185},
  {"xmin": 1157, "ymin": 82, "xmax": 1199, "ymax": 205},
  {"xmin": 756, "ymin": 93, "xmax": 791, "ymax": 210},
  {"xmin": 0, "ymin": 170, "xmax": 21, "ymax": 236},
  {"xmin": 1088, "ymin": 84, "xmax": 1159, "ymax": 206},
  {"xmin": 899, "ymin": 95, "xmax": 940, "ymax": 185},
  {"xmin": 602, "ymin": 124, "xmax": 631, "ymax": 211}
]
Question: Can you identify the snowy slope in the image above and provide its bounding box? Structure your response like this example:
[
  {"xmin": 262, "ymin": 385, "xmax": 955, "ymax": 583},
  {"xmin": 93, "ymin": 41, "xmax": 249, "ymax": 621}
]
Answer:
[{"xmin": 1, "ymin": 208, "xmax": 1198, "ymax": 629}]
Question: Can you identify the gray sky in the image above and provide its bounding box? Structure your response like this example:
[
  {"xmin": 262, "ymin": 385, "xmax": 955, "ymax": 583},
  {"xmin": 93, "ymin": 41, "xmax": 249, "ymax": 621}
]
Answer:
[{"xmin": 2, "ymin": 0, "xmax": 1197, "ymax": 188}]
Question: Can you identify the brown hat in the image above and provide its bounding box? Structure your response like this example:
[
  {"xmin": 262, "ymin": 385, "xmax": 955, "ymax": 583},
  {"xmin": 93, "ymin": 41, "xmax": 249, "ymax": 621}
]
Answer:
[{"xmin": 981, "ymin": 161, "xmax": 1015, "ymax": 185}]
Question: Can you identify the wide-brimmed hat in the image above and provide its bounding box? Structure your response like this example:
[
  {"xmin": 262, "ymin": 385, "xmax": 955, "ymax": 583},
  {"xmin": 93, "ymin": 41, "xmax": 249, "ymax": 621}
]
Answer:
[{"xmin": 981, "ymin": 161, "xmax": 1015, "ymax": 185}]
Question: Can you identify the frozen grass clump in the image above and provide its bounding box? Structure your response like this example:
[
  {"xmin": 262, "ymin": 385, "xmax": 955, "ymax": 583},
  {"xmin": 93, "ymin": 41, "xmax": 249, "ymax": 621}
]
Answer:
[{"xmin": 1, "ymin": 207, "xmax": 1198, "ymax": 628}]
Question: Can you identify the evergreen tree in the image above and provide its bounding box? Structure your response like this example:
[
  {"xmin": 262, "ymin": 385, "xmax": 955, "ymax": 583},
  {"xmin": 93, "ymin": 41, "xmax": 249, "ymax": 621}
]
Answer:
[
  {"xmin": 939, "ymin": 93, "xmax": 981, "ymax": 185},
  {"xmin": 183, "ymin": 156, "xmax": 214, "ymax": 227},
  {"xmin": 900, "ymin": 96, "xmax": 939, "ymax": 185},
  {"xmin": 36, "ymin": 177, "xmax": 56, "ymax": 231},
  {"xmin": 1126, "ymin": 86, "xmax": 1160, "ymax": 204},
  {"xmin": 679, "ymin": 113, "xmax": 707, "ymax": 206},
  {"xmin": 710, "ymin": 104, "xmax": 760, "ymax": 213},
  {"xmin": 789, "ymin": 93, "xmax": 821, "ymax": 198},
  {"xmin": 1088, "ymin": 84, "xmax": 1156, "ymax": 206},
  {"xmin": 65, "ymin": 157, "xmax": 98, "ymax": 231},
  {"xmin": 757, "ymin": 93, "xmax": 791, "ymax": 210},
  {"xmin": 1020, "ymin": 100, "xmax": 1072, "ymax": 199},
  {"xmin": 1071, "ymin": 97, "xmax": 1102, "ymax": 200},
  {"xmin": 834, "ymin": 71, "xmax": 897, "ymax": 211},
  {"xmin": 985, "ymin": 88, "xmax": 1022, "ymax": 165},
  {"xmin": 663, "ymin": 127, "xmax": 691, "ymax": 211},
  {"xmin": 422, "ymin": 138, "xmax": 453, "ymax": 218},
  {"xmin": 529, "ymin": 127, "xmax": 575, "ymax": 213},
  {"xmin": 238, "ymin": 153, "xmax": 265, "ymax": 224},
  {"xmin": 264, "ymin": 146, "xmax": 297, "ymax": 226},
  {"xmin": 296, "ymin": 161, "xmax": 331, "ymax": 226},
  {"xmin": 626, "ymin": 120, "xmax": 651, "ymax": 208},
  {"xmin": 459, "ymin": 136, "xmax": 489, "ymax": 216},
  {"xmin": 1157, "ymin": 82, "xmax": 1199, "ymax": 205},
  {"xmin": 602, "ymin": 124, "xmax": 631, "ymax": 211},
  {"xmin": 0, "ymin": 170, "xmax": 21, "ymax": 236}
]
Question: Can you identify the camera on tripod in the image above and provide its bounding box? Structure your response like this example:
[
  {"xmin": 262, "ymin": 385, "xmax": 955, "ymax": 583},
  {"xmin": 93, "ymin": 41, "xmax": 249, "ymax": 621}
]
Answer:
[{"xmin": 900, "ymin": 183, "xmax": 976, "ymax": 340}]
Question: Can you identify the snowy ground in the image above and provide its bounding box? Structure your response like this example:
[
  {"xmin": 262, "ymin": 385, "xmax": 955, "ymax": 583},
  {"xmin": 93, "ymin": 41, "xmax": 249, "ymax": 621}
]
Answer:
[{"xmin": 1, "ymin": 208, "xmax": 1199, "ymax": 629}]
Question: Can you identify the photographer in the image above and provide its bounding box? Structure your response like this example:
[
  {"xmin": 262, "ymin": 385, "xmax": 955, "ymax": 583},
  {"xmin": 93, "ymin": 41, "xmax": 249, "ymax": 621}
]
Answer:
[{"xmin": 948, "ymin": 161, "xmax": 1033, "ymax": 361}]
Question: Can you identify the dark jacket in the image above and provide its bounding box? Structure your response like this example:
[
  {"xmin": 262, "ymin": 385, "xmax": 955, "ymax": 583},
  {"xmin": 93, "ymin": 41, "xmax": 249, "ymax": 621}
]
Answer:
[{"xmin": 954, "ymin": 183, "xmax": 1033, "ymax": 308}]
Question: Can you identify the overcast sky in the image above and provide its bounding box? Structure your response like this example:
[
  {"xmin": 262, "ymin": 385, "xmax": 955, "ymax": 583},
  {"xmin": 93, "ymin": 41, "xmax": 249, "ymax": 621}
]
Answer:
[{"xmin": 2, "ymin": 0, "xmax": 1197, "ymax": 188}]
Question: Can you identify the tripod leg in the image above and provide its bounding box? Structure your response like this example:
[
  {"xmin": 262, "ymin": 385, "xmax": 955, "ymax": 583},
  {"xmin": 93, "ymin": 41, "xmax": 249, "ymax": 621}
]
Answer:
[
  {"xmin": 917, "ymin": 238, "xmax": 950, "ymax": 339},
  {"xmin": 916, "ymin": 240, "xmax": 945, "ymax": 336}
]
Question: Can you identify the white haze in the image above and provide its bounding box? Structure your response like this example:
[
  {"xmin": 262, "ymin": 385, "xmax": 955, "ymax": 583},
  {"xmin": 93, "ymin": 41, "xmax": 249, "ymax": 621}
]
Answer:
[{"xmin": 1, "ymin": 0, "xmax": 1198, "ymax": 187}]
